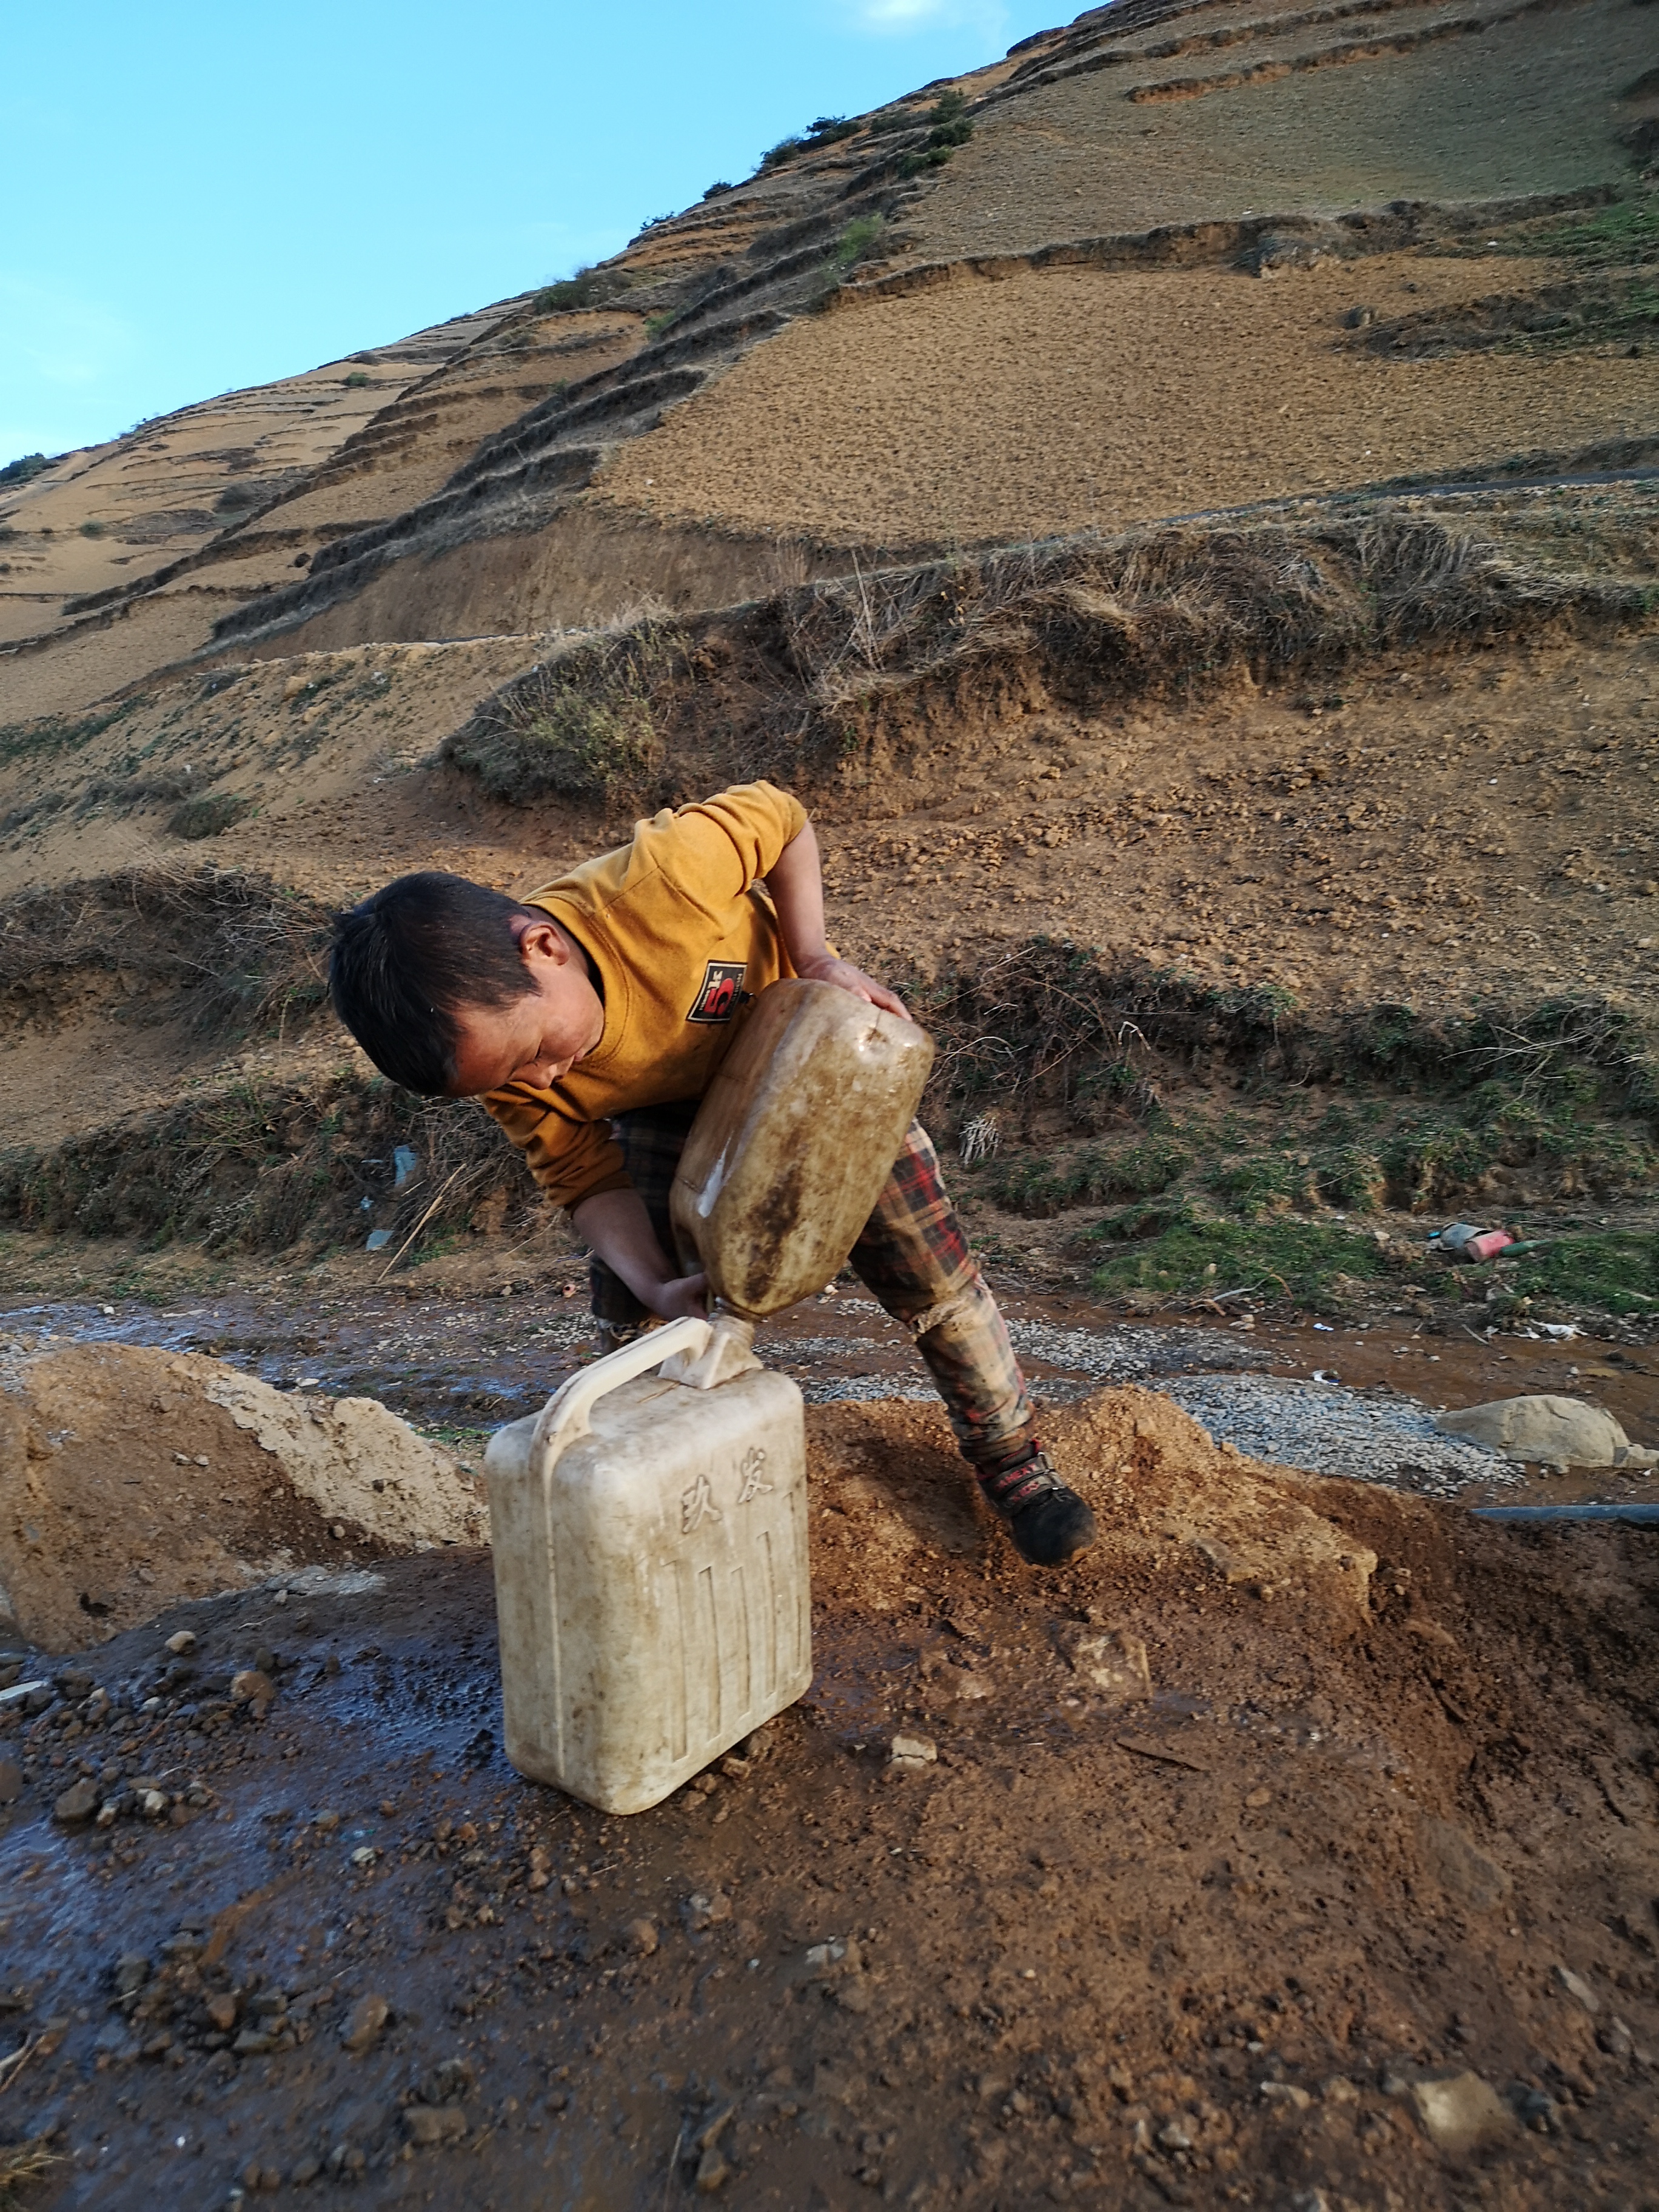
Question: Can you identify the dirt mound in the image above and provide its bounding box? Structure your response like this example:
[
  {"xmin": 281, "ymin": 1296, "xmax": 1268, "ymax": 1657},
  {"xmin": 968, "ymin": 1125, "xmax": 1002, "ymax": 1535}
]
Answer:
[
  {"xmin": 0, "ymin": 1341, "xmax": 485, "ymax": 1651},
  {"xmin": 810, "ymin": 1384, "xmax": 1378, "ymax": 1629}
]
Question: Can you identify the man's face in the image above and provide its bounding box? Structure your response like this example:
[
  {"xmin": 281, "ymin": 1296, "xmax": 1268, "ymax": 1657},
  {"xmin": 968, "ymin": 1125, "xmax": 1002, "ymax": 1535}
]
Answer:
[{"xmin": 445, "ymin": 919, "xmax": 606, "ymax": 1096}]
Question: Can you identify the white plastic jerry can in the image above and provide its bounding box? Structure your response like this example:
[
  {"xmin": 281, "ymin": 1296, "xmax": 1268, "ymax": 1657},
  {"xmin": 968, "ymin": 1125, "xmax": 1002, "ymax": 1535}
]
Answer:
[{"xmin": 483, "ymin": 1316, "xmax": 811, "ymax": 1815}]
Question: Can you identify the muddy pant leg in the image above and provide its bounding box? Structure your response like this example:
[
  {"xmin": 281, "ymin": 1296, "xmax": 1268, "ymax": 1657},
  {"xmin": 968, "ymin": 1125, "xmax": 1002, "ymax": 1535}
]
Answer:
[
  {"xmin": 587, "ymin": 1099, "xmax": 701, "ymax": 1347},
  {"xmin": 846, "ymin": 1122, "xmax": 1039, "ymax": 1477}
]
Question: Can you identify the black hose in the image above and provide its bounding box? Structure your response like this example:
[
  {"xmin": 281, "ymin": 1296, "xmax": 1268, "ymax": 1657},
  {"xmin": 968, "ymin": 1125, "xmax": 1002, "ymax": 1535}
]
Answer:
[{"xmin": 1470, "ymin": 1504, "xmax": 1659, "ymax": 1526}]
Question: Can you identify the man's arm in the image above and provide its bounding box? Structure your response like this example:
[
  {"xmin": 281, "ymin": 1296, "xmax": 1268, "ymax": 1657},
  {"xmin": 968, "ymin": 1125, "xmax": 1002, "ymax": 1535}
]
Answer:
[
  {"xmin": 570, "ymin": 1187, "xmax": 708, "ymax": 1321},
  {"xmin": 765, "ymin": 820, "xmax": 910, "ymax": 1019}
]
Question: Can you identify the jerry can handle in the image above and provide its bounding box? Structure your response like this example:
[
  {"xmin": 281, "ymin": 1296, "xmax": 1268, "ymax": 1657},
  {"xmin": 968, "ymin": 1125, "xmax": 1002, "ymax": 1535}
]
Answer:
[{"xmin": 526, "ymin": 1315, "xmax": 712, "ymax": 1481}]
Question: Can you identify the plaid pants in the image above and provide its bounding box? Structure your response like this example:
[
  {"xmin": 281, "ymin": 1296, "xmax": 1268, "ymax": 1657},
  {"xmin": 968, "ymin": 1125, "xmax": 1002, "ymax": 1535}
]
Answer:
[{"xmin": 589, "ymin": 1103, "xmax": 1037, "ymax": 1475}]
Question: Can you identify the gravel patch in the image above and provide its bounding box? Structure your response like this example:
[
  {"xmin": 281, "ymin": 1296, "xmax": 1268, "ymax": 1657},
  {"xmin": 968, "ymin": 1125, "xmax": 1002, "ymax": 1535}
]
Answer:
[
  {"xmin": 1007, "ymin": 1318, "xmax": 1270, "ymax": 1381},
  {"xmin": 1161, "ymin": 1373, "xmax": 1524, "ymax": 1498}
]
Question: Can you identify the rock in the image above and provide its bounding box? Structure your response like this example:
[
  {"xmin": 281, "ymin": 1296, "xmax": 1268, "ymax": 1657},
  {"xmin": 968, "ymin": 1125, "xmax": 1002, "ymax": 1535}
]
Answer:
[
  {"xmin": 1597, "ymin": 2016, "xmax": 1634, "ymax": 2059},
  {"xmin": 1553, "ymin": 1963, "xmax": 1598, "ymax": 2014},
  {"xmin": 684, "ymin": 1891, "xmax": 732, "ymax": 1932},
  {"xmin": 207, "ymin": 1993, "xmax": 239, "ymax": 2032},
  {"xmin": 341, "ymin": 1994, "xmax": 389, "ymax": 2053},
  {"xmin": 888, "ymin": 1733, "xmax": 937, "ymax": 1771},
  {"xmin": 694, "ymin": 2147, "xmax": 732, "ymax": 2193},
  {"xmin": 403, "ymin": 2104, "xmax": 466, "ymax": 2147},
  {"xmin": 52, "ymin": 1777, "xmax": 99, "ymax": 1824},
  {"xmin": 231, "ymin": 1669, "xmax": 274, "ymax": 1706},
  {"xmin": 1258, "ymin": 2081, "xmax": 1311, "ymax": 2110},
  {"xmin": 1409, "ymin": 2071, "xmax": 1513, "ymax": 2154},
  {"xmin": 1437, "ymin": 1396, "xmax": 1655, "ymax": 1469},
  {"xmin": 623, "ymin": 1917, "xmax": 659, "ymax": 1957},
  {"xmin": 1060, "ymin": 1625, "xmax": 1150, "ymax": 1701},
  {"xmin": 1343, "ymin": 304, "xmax": 1376, "ymax": 329},
  {"xmin": 1417, "ymin": 1816, "xmax": 1511, "ymax": 1911},
  {"xmin": 0, "ymin": 1757, "xmax": 22, "ymax": 1805},
  {"xmin": 164, "ymin": 1631, "xmax": 196, "ymax": 1655},
  {"xmin": 233, "ymin": 2027, "xmax": 278, "ymax": 2056}
]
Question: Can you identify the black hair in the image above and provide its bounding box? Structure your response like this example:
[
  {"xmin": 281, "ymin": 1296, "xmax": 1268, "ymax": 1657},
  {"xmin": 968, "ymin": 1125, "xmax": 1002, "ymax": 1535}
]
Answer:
[{"xmin": 328, "ymin": 872, "xmax": 543, "ymax": 1094}]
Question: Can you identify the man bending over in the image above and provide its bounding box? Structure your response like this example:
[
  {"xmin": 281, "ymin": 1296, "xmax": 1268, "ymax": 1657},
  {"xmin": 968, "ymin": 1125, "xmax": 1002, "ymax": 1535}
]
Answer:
[{"xmin": 327, "ymin": 781, "xmax": 1095, "ymax": 1567}]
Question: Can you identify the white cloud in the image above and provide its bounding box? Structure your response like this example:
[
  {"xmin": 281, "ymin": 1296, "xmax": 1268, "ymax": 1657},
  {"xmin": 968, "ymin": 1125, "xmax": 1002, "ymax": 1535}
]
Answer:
[{"xmin": 839, "ymin": 0, "xmax": 1008, "ymax": 33}]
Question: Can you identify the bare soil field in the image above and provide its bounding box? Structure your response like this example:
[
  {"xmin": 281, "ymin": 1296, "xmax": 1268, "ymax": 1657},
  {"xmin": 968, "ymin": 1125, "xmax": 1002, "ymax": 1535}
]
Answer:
[
  {"xmin": 910, "ymin": 0, "xmax": 1646, "ymax": 264},
  {"xmin": 598, "ymin": 250, "xmax": 1656, "ymax": 546}
]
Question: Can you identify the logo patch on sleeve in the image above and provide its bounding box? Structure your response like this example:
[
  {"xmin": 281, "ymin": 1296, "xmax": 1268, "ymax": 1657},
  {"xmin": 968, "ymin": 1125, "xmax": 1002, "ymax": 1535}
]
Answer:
[{"xmin": 686, "ymin": 960, "xmax": 747, "ymax": 1024}]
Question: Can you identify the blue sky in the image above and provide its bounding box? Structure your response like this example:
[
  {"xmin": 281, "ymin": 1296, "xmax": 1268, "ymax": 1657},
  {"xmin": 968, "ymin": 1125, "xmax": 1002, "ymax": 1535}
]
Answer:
[{"xmin": 1, "ymin": 0, "xmax": 1071, "ymax": 465}]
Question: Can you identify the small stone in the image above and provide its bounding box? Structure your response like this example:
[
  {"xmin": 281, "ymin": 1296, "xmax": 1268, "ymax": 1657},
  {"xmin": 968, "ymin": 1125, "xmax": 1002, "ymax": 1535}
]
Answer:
[
  {"xmin": 402, "ymin": 2103, "xmax": 466, "ymax": 2147},
  {"xmin": 1418, "ymin": 1817, "xmax": 1510, "ymax": 1911},
  {"xmin": 1244, "ymin": 1788, "xmax": 1271, "ymax": 1809},
  {"xmin": 114, "ymin": 1953, "xmax": 150, "ymax": 1997},
  {"xmin": 1061, "ymin": 1626, "xmax": 1151, "ymax": 1701},
  {"xmin": 1322, "ymin": 2076, "xmax": 1360, "ymax": 2104},
  {"xmin": 207, "ymin": 1993, "xmax": 239, "ymax": 2032},
  {"xmin": 623, "ymin": 1917, "xmax": 659, "ymax": 1957},
  {"xmin": 342, "ymin": 1994, "xmax": 389, "ymax": 2053},
  {"xmin": 0, "ymin": 1758, "xmax": 23, "ymax": 1805},
  {"xmin": 230, "ymin": 1669, "xmax": 274, "ymax": 1706},
  {"xmin": 1553, "ymin": 1963, "xmax": 1598, "ymax": 2014},
  {"xmin": 1597, "ymin": 2016, "xmax": 1634, "ymax": 2059},
  {"xmin": 290, "ymin": 2156, "xmax": 321, "ymax": 2185},
  {"xmin": 888, "ymin": 1733, "xmax": 937, "ymax": 1768},
  {"xmin": 1258, "ymin": 2081, "xmax": 1312, "ymax": 2110},
  {"xmin": 684, "ymin": 1891, "xmax": 732, "ymax": 1932},
  {"xmin": 140, "ymin": 1788, "xmax": 169, "ymax": 1819},
  {"xmin": 694, "ymin": 2146, "xmax": 732, "ymax": 2193},
  {"xmin": 53, "ymin": 1777, "xmax": 99, "ymax": 1824},
  {"xmin": 350, "ymin": 1846, "xmax": 378, "ymax": 1868},
  {"xmin": 233, "ymin": 2028, "xmax": 277, "ymax": 2056},
  {"xmin": 165, "ymin": 1632, "xmax": 196, "ymax": 1656},
  {"xmin": 1156, "ymin": 2118, "xmax": 1194, "ymax": 2151},
  {"xmin": 312, "ymin": 1809, "xmax": 340, "ymax": 1831},
  {"xmin": 1409, "ymin": 2071, "xmax": 1513, "ymax": 2154}
]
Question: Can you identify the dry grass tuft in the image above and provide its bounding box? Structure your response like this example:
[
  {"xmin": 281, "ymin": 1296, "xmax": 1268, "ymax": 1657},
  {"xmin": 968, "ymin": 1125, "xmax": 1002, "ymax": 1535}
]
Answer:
[
  {"xmin": 447, "ymin": 495, "xmax": 1658, "ymax": 816},
  {"xmin": 0, "ymin": 2139, "xmax": 59, "ymax": 2207},
  {"xmin": 444, "ymin": 611, "xmax": 686, "ymax": 810},
  {"xmin": 0, "ymin": 863, "xmax": 330, "ymax": 1041},
  {"xmin": 0, "ymin": 1070, "xmax": 523, "ymax": 1257}
]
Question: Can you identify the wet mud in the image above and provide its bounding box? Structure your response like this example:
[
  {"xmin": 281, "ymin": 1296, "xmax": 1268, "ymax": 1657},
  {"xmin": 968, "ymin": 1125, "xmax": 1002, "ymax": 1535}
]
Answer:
[{"xmin": 2, "ymin": 1367, "xmax": 1657, "ymax": 2212}]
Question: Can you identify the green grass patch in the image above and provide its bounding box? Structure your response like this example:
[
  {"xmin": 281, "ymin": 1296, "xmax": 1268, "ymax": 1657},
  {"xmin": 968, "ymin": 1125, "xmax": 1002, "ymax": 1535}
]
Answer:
[
  {"xmin": 829, "ymin": 215, "xmax": 886, "ymax": 272},
  {"xmin": 1509, "ymin": 1232, "xmax": 1659, "ymax": 1316},
  {"xmin": 990, "ymin": 1135, "xmax": 1188, "ymax": 1217},
  {"xmin": 1486, "ymin": 194, "xmax": 1659, "ymax": 271},
  {"xmin": 1090, "ymin": 1215, "xmax": 1386, "ymax": 1303}
]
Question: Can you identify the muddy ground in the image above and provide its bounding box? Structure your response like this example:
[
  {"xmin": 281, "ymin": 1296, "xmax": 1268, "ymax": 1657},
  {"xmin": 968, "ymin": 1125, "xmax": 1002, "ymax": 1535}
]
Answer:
[{"xmin": 2, "ymin": 1284, "xmax": 1658, "ymax": 2212}]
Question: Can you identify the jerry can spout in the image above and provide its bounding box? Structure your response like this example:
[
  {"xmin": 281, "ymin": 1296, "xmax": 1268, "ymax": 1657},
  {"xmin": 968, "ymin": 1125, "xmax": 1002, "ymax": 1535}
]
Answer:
[{"xmin": 658, "ymin": 1308, "xmax": 760, "ymax": 1390}]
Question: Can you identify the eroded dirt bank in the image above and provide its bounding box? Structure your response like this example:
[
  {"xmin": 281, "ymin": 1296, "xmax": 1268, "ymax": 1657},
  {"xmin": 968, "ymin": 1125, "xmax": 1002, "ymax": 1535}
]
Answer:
[{"xmin": 2, "ymin": 1389, "xmax": 1656, "ymax": 2212}]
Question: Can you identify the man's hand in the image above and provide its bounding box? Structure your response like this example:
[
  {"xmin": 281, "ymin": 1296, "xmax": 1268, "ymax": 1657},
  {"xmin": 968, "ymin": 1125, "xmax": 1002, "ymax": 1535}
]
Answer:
[
  {"xmin": 796, "ymin": 951, "xmax": 911, "ymax": 1022},
  {"xmin": 649, "ymin": 1270, "xmax": 709, "ymax": 1322}
]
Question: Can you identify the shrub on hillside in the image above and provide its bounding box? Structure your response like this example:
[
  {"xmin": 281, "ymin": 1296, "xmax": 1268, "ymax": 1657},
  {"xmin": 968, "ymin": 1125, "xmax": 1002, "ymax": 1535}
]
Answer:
[
  {"xmin": 0, "ymin": 451, "xmax": 58, "ymax": 489},
  {"xmin": 534, "ymin": 268, "xmax": 627, "ymax": 313}
]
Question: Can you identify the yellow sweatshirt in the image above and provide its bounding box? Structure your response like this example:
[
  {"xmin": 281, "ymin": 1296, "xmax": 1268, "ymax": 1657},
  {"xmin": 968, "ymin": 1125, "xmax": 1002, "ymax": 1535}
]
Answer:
[{"xmin": 481, "ymin": 781, "xmax": 809, "ymax": 1208}]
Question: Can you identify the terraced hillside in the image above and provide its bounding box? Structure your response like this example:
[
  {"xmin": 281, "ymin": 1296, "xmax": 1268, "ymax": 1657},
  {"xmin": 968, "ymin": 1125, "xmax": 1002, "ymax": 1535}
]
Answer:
[{"xmin": 0, "ymin": 0, "xmax": 1654, "ymax": 1305}]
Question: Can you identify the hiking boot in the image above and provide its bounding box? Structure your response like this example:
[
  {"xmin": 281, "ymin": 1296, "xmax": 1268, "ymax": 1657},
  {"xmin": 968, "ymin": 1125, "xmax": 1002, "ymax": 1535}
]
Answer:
[{"xmin": 977, "ymin": 1451, "xmax": 1098, "ymax": 1567}]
